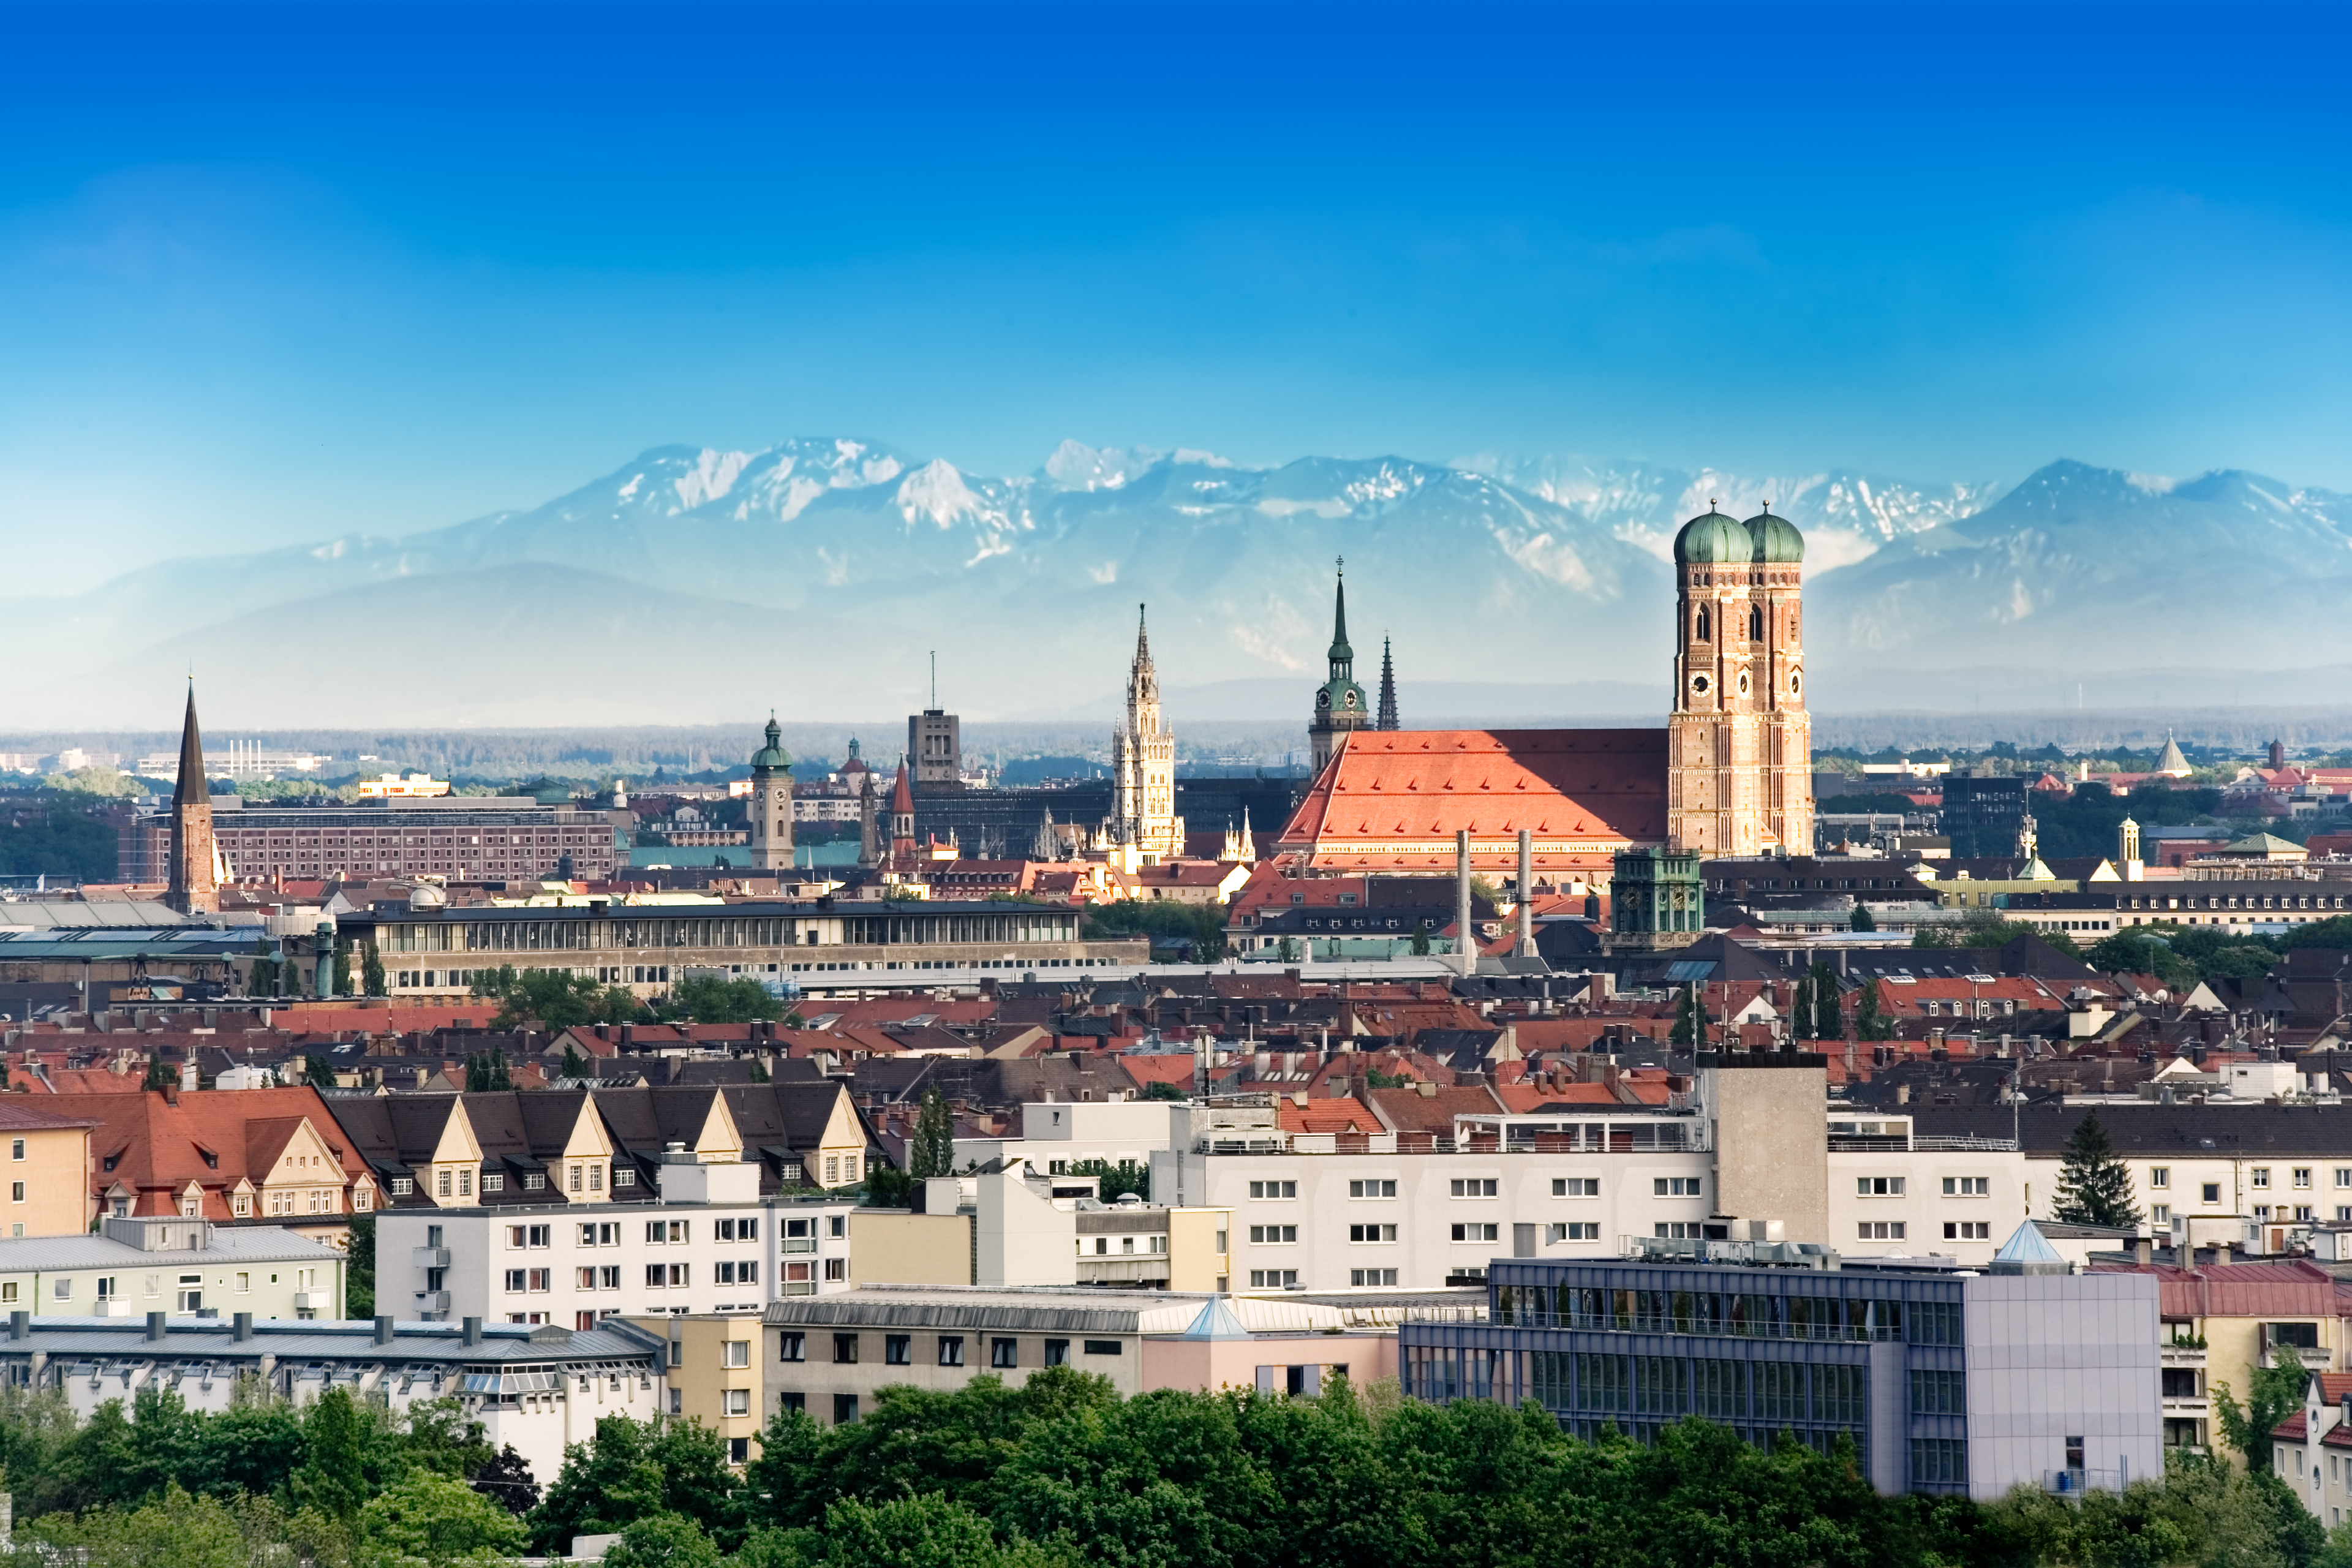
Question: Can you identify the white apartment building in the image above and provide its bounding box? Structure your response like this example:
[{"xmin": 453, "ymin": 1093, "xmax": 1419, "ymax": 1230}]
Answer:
[
  {"xmin": 1153, "ymin": 1080, "xmax": 2030, "ymax": 1291},
  {"xmin": 953, "ymin": 1099, "xmax": 1189, "ymax": 1175},
  {"xmin": 376, "ymin": 1158, "xmax": 861, "ymax": 1328},
  {"xmin": 1915, "ymin": 1095, "xmax": 2352, "ymax": 1255}
]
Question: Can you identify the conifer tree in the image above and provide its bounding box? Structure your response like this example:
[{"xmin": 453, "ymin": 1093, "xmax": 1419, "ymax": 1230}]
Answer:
[
  {"xmin": 908, "ymin": 1087, "xmax": 955, "ymax": 1180},
  {"xmin": 2054, "ymin": 1111, "xmax": 2141, "ymax": 1229},
  {"xmin": 1670, "ymin": 984, "xmax": 1700, "ymax": 1047},
  {"xmin": 1809, "ymin": 962, "xmax": 1845, "ymax": 1041},
  {"xmin": 1789, "ymin": 973, "xmax": 1815, "ymax": 1040}
]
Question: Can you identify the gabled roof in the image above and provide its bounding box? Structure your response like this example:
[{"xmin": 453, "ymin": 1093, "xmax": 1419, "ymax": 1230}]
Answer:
[{"xmin": 1276, "ymin": 728, "xmax": 1667, "ymax": 874}]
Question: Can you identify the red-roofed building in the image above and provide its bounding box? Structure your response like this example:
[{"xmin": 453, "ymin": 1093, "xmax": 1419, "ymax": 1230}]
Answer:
[
  {"xmin": 48, "ymin": 1087, "xmax": 377, "ymax": 1242},
  {"xmin": 1276, "ymin": 728, "xmax": 1667, "ymax": 878}
]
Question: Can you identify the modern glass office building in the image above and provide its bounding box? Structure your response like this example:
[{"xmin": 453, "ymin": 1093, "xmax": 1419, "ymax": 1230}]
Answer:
[{"xmin": 1400, "ymin": 1253, "xmax": 2160, "ymax": 1501}]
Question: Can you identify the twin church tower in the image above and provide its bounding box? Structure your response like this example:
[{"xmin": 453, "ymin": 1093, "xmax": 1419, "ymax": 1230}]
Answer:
[{"xmin": 1304, "ymin": 501, "xmax": 1812, "ymax": 861}]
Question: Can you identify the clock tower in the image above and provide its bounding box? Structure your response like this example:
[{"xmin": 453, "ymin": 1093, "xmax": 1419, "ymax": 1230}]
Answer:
[
  {"xmin": 1308, "ymin": 560, "xmax": 1370, "ymax": 777},
  {"xmin": 1665, "ymin": 503, "xmax": 1813, "ymax": 858}
]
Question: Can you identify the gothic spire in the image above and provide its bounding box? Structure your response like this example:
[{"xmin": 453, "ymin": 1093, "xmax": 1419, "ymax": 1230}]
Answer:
[
  {"xmin": 1377, "ymin": 635, "xmax": 1399, "ymax": 730},
  {"xmin": 1328, "ymin": 557, "xmax": 1353, "ymax": 667},
  {"xmin": 173, "ymin": 682, "xmax": 208, "ymax": 808}
]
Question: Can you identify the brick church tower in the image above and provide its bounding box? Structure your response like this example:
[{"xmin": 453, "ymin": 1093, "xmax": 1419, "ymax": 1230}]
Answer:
[
  {"xmin": 1665, "ymin": 503, "xmax": 1814, "ymax": 858},
  {"xmin": 166, "ymin": 684, "xmax": 219, "ymax": 914}
]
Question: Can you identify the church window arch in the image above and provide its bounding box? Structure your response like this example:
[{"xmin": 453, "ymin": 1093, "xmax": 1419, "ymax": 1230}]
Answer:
[
  {"xmin": 1748, "ymin": 605, "xmax": 1764, "ymax": 642},
  {"xmin": 1694, "ymin": 605, "xmax": 1709, "ymax": 642}
]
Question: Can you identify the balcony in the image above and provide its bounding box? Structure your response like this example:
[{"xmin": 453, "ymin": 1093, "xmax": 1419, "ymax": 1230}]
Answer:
[
  {"xmin": 412, "ymin": 1246, "xmax": 452, "ymax": 1269},
  {"xmin": 416, "ymin": 1290, "xmax": 451, "ymax": 1314},
  {"xmin": 781, "ymin": 1238, "xmax": 817, "ymax": 1254},
  {"xmin": 1077, "ymin": 1256, "xmax": 1172, "ymax": 1284},
  {"xmin": 292, "ymin": 1292, "xmax": 321, "ymax": 1312},
  {"xmin": 2160, "ymin": 1344, "xmax": 2207, "ymax": 1369}
]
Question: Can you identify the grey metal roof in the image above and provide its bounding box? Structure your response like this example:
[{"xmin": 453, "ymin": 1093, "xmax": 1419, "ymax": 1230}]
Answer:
[
  {"xmin": 0, "ymin": 1314, "xmax": 664, "ymax": 1366},
  {"xmin": 0, "ymin": 1229, "xmax": 343, "ymax": 1272},
  {"xmin": 0, "ymin": 900, "xmax": 196, "ymax": 930}
]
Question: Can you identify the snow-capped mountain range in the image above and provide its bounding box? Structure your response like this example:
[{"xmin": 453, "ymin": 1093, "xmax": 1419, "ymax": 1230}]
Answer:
[{"xmin": 8, "ymin": 442, "xmax": 2350, "ymax": 728}]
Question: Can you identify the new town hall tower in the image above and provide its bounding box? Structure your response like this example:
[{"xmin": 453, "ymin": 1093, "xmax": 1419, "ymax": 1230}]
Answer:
[{"xmin": 1665, "ymin": 503, "xmax": 1813, "ymax": 858}]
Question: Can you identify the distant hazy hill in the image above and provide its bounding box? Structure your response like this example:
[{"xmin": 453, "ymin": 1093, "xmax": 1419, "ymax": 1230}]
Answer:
[{"xmin": 6, "ymin": 440, "xmax": 2345, "ymax": 728}]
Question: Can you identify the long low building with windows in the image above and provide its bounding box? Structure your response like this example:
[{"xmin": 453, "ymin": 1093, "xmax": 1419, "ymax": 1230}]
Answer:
[
  {"xmin": 1402, "ymin": 1251, "xmax": 2160, "ymax": 1501},
  {"xmin": 341, "ymin": 900, "xmax": 1145, "ymax": 1003},
  {"xmin": 0, "ymin": 1309, "xmax": 663, "ymax": 1484}
]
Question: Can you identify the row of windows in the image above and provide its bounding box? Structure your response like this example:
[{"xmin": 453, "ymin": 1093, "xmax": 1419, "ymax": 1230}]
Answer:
[
  {"xmin": 1259, "ymin": 1177, "xmax": 1678, "ymax": 1202},
  {"xmin": 2124, "ymin": 894, "xmax": 2347, "ymax": 911},
  {"xmin": 1854, "ymin": 1177, "xmax": 1993, "ymax": 1198},
  {"xmin": 1531, "ymin": 1352, "xmax": 1864, "ymax": 1425},
  {"xmin": 778, "ymin": 1332, "xmax": 1121, "ymax": 1366},
  {"xmin": 1497, "ymin": 1285, "xmax": 1959, "ymax": 1344}
]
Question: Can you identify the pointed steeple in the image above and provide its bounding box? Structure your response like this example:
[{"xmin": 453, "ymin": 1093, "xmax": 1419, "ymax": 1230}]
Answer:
[
  {"xmin": 2155, "ymin": 729, "xmax": 2191, "ymax": 777},
  {"xmin": 173, "ymin": 682, "xmax": 208, "ymax": 808},
  {"xmin": 1328, "ymin": 564, "xmax": 1353, "ymax": 666},
  {"xmin": 1376, "ymin": 635, "xmax": 1398, "ymax": 731}
]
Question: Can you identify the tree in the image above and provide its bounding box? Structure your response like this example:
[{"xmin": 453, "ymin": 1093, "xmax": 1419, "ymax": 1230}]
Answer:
[
  {"xmin": 1068, "ymin": 1158, "xmax": 1149, "ymax": 1202},
  {"xmin": 1409, "ymin": 921, "xmax": 1431, "ymax": 957},
  {"xmin": 2052, "ymin": 1111, "xmax": 2142, "ymax": 1229},
  {"xmin": 1139, "ymin": 1080, "xmax": 1187, "ymax": 1101},
  {"xmin": 143, "ymin": 1054, "xmax": 177, "ymax": 1091},
  {"xmin": 1853, "ymin": 978, "xmax": 1895, "ymax": 1042},
  {"xmin": 363, "ymin": 944, "xmax": 388, "ymax": 997},
  {"xmin": 1670, "ymin": 984, "xmax": 1701, "ymax": 1047},
  {"xmin": 1788, "ymin": 971, "xmax": 1815, "ymax": 1040},
  {"xmin": 908, "ymin": 1088, "xmax": 954, "ymax": 1180},
  {"xmin": 359, "ymin": 1469, "xmax": 529, "ymax": 1568},
  {"xmin": 601, "ymin": 1513, "xmax": 724, "ymax": 1568},
  {"xmin": 306, "ymin": 1052, "xmax": 338, "ymax": 1088},
  {"xmin": 1808, "ymin": 962, "xmax": 1845, "ymax": 1042},
  {"xmin": 471, "ymin": 966, "xmax": 636, "ymax": 1030},
  {"xmin": 346, "ymin": 1212, "xmax": 377, "ymax": 1317},
  {"xmin": 332, "ymin": 937, "xmax": 354, "ymax": 997},
  {"xmin": 661, "ymin": 974, "xmax": 783, "ymax": 1025},
  {"xmin": 1850, "ymin": 903, "xmax": 1876, "ymax": 932},
  {"xmin": 2215, "ymin": 1346, "xmax": 2309, "ymax": 1474},
  {"xmin": 529, "ymin": 1415, "xmax": 735, "ymax": 1552},
  {"xmin": 465, "ymin": 1052, "xmax": 513, "ymax": 1092},
  {"xmin": 295, "ymin": 1387, "xmax": 371, "ymax": 1522},
  {"xmin": 2087, "ymin": 930, "xmax": 2198, "ymax": 989},
  {"xmin": 560, "ymin": 1042, "xmax": 590, "ymax": 1080}
]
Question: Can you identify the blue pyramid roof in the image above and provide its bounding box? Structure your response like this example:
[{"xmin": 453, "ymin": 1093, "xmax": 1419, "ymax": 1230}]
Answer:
[
  {"xmin": 1992, "ymin": 1220, "xmax": 2067, "ymax": 1264},
  {"xmin": 1180, "ymin": 1297, "xmax": 1254, "ymax": 1340}
]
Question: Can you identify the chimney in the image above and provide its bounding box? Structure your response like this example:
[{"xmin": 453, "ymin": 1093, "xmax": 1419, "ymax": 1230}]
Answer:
[
  {"xmin": 375, "ymin": 1315, "xmax": 396, "ymax": 1345},
  {"xmin": 146, "ymin": 1311, "xmax": 168, "ymax": 1342},
  {"xmin": 179, "ymin": 1059, "xmax": 198, "ymax": 1093},
  {"xmin": 2135, "ymin": 1237, "xmax": 2153, "ymax": 1268},
  {"xmin": 462, "ymin": 1316, "xmax": 483, "ymax": 1346},
  {"xmin": 232, "ymin": 1311, "xmax": 254, "ymax": 1341},
  {"xmin": 8, "ymin": 1310, "xmax": 26, "ymax": 1340},
  {"xmin": 1515, "ymin": 829, "xmax": 1535, "ymax": 957},
  {"xmin": 1455, "ymin": 830, "xmax": 1475, "ymax": 978}
]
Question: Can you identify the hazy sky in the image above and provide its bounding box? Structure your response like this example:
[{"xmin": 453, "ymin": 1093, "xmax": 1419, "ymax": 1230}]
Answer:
[{"xmin": 6, "ymin": 1, "xmax": 2349, "ymax": 593}]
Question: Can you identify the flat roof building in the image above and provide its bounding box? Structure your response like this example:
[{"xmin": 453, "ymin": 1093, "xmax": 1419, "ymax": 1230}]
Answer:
[{"xmin": 1401, "ymin": 1240, "xmax": 2160, "ymax": 1501}]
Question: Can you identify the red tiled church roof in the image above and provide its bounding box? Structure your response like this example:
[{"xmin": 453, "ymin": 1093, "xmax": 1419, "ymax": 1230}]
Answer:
[{"xmin": 1276, "ymin": 728, "xmax": 1667, "ymax": 874}]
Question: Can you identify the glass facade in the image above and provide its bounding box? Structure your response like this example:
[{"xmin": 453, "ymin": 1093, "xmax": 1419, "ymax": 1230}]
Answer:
[{"xmin": 1402, "ymin": 1260, "xmax": 1972, "ymax": 1496}]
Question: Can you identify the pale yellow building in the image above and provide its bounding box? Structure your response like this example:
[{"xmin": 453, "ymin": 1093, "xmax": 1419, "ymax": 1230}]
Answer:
[
  {"xmin": 0, "ymin": 1102, "xmax": 96, "ymax": 1238},
  {"xmin": 628, "ymin": 1311, "xmax": 770, "ymax": 1466}
]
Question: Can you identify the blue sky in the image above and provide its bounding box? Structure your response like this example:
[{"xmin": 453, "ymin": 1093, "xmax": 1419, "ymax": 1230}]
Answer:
[{"xmin": 4, "ymin": 1, "xmax": 2348, "ymax": 592}]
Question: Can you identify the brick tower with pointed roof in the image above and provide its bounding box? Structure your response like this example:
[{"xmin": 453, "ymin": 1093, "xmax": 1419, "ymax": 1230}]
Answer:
[
  {"xmin": 1309, "ymin": 560, "xmax": 1370, "ymax": 777},
  {"xmin": 166, "ymin": 684, "xmax": 219, "ymax": 914},
  {"xmin": 888, "ymin": 756, "xmax": 917, "ymax": 861}
]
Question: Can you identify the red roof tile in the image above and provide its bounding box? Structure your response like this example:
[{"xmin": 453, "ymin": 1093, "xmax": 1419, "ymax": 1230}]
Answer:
[{"xmin": 1276, "ymin": 728, "xmax": 1667, "ymax": 874}]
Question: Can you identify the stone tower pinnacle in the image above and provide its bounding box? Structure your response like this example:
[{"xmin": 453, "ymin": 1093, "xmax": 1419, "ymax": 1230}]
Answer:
[{"xmin": 1376, "ymin": 634, "xmax": 1399, "ymax": 731}]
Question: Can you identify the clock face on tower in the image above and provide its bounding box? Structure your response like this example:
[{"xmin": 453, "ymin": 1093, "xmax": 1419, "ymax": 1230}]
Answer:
[
  {"xmin": 1344, "ymin": 690, "xmax": 1358, "ymax": 709},
  {"xmin": 1316, "ymin": 691, "xmax": 1330, "ymax": 710}
]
